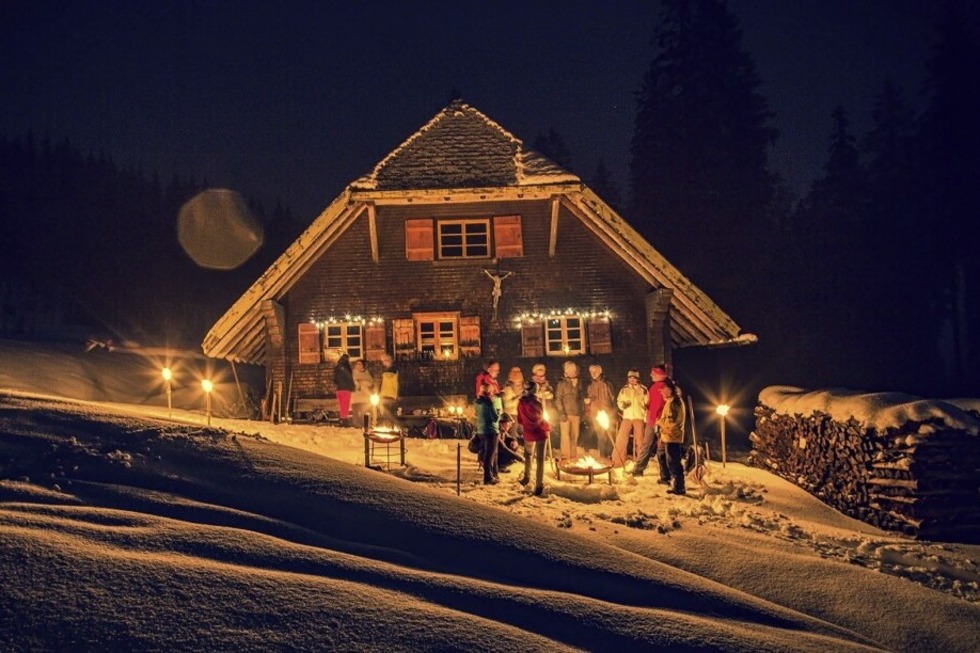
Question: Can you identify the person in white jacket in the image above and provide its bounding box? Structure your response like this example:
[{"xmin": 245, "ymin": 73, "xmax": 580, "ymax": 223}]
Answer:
[{"xmin": 613, "ymin": 369, "xmax": 648, "ymax": 467}]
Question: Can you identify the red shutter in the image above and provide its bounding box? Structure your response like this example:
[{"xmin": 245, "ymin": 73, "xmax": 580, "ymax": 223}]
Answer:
[
  {"xmin": 365, "ymin": 322, "xmax": 387, "ymax": 362},
  {"xmin": 297, "ymin": 323, "xmax": 321, "ymax": 364},
  {"xmin": 392, "ymin": 318, "xmax": 416, "ymax": 358},
  {"xmin": 520, "ymin": 322, "xmax": 544, "ymax": 358},
  {"xmin": 493, "ymin": 215, "xmax": 523, "ymax": 258},
  {"xmin": 405, "ymin": 219, "xmax": 434, "ymax": 261},
  {"xmin": 588, "ymin": 319, "xmax": 612, "ymax": 354},
  {"xmin": 459, "ymin": 316, "xmax": 481, "ymax": 358}
]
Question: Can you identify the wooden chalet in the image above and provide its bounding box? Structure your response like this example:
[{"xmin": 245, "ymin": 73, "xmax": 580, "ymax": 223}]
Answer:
[{"xmin": 202, "ymin": 100, "xmax": 756, "ymax": 419}]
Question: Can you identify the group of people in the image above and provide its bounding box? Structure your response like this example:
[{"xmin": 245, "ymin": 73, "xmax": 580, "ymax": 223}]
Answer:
[
  {"xmin": 471, "ymin": 358, "xmax": 689, "ymax": 497},
  {"xmin": 332, "ymin": 352, "xmax": 399, "ymax": 427}
]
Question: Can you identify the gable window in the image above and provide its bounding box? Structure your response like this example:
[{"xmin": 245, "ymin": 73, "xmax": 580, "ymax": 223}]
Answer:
[
  {"xmin": 438, "ymin": 219, "xmax": 489, "ymax": 259},
  {"xmin": 415, "ymin": 312, "xmax": 459, "ymax": 360},
  {"xmin": 545, "ymin": 315, "xmax": 585, "ymax": 356},
  {"xmin": 323, "ymin": 323, "xmax": 364, "ymax": 359}
]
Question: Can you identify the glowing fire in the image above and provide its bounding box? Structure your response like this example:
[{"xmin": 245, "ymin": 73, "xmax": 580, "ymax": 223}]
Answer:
[{"xmin": 571, "ymin": 455, "xmax": 605, "ymax": 469}]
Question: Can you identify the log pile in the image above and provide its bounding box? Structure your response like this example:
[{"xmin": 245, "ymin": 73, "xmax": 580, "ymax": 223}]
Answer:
[{"xmin": 750, "ymin": 400, "xmax": 980, "ymax": 543}]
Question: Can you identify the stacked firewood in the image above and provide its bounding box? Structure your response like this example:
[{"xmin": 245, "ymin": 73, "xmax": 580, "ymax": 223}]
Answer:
[{"xmin": 750, "ymin": 404, "xmax": 980, "ymax": 543}]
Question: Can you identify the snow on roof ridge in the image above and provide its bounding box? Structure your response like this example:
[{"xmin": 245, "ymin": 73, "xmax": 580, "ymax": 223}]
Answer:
[
  {"xmin": 759, "ymin": 385, "xmax": 980, "ymax": 436},
  {"xmin": 356, "ymin": 99, "xmax": 526, "ymax": 188}
]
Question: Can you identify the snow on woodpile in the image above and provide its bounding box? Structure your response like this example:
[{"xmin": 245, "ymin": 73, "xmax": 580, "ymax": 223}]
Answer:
[{"xmin": 751, "ymin": 386, "xmax": 980, "ymax": 543}]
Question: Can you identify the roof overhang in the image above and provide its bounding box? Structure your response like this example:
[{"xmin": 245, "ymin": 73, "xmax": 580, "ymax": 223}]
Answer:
[{"xmin": 202, "ymin": 182, "xmax": 754, "ymax": 365}]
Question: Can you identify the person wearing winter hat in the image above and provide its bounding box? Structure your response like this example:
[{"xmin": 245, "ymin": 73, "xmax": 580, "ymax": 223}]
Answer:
[
  {"xmin": 517, "ymin": 380, "xmax": 550, "ymax": 496},
  {"xmin": 530, "ymin": 363, "xmax": 553, "ymax": 403},
  {"xmin": 586, "ymin": 364, "xmax": 617, "ymax": 459},
  {"xmin": 474, "ymin": 381, "xmax": 500, "ymax": 485},
  {"xmin": 554, "ymin": 360, "xmax": 585, "ymax": 460},
  {"xmin": 633, "ymin": 364, "xmax": 671, "ymax": 477},
  {"xmin": 500, "ymin": 366, "xmax": 524, "ymax": 438},
  {"xmin": 655, "ymin": 377, "xmax": 688, "ymax": 495},
  {"xmin": 614, "ymin": 369, "xmax": 648, "ymax": 467}
]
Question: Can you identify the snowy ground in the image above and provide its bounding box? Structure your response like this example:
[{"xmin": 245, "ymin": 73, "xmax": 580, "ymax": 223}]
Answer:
[{"xmin": 1, "ymin": 340, "xmax": 978, "ymax": 652}]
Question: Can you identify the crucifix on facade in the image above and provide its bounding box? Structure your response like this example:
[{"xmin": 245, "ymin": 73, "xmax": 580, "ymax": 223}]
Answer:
[{"xmin": 483, "ymin": 268, "xmax": 513, "ymax": 321}]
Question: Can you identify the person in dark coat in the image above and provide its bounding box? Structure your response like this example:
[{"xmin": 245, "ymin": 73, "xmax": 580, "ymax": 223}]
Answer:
[
  {"xmin": 474, "ymin": 382, "xmax": 500, "ymax": 484},
  {"xmin": 496, "ymin": 412, "xmax": 524, "ymax": 471},
  {"xmin": 656, "ymin": 378, "xmax": 688, "ymax": 495},
  {"xmin": 517, "ymin": 381, "xmax": 550, "ymax": 496},
  {"xmin": 333, "ymin": 353, "xmax": 356, "ymax": 427},
  {"xmin": 554, "ymin": 360, "xmax": 585, "ymax": 460},
  {"xmin": 585, "ymin": 364, "xmax": 617, "ymax": 460}
]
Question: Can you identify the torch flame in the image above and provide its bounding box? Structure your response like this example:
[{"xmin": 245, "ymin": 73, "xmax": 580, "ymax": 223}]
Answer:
[{"xmin": 596, "ymin": 409, "xmax": 609, "ymax": 430}]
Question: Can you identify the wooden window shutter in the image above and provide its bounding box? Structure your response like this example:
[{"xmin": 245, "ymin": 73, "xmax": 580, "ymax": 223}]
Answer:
[
  {"xmin": 520, "ymin": 322, "xmax": 544, "ymax": 358},
  {"xmin": 297, "ymin": 323, "xmax": 321, "ymax": 364},
  {"xmin": 365, "ymin": 322, "xmax": 387, "ymax": 362},
  {"xmin": 588, "ymin": 319, "xmax": 612, "ymax": 354},
  {"xmin": 459, "ymin": 316, "xmax": 481, "ymax": 358},
  {"xmin": 493, "ymin": 215, "xmax": 523, "ymax": 258},
  {"xmin": 392, "ymin": 318, "xmax": 416, "ymax": 357},
  {"xmin": 405, "ymin": 218, "xmax": 434, "ymax": 261}
]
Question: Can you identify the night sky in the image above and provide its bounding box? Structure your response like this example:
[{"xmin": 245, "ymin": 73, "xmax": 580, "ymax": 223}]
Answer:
[{"xmin": 1, "ymin": 1, "xmax": 943, "ymax": 220}]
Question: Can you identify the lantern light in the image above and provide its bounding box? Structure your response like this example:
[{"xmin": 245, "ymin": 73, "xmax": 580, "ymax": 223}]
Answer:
[
  {"xmin": 716, "ymin": 403, "xmax": 731, "ymax": 467},
  {"xmin": 202, "ymin": 379, "xmax": 214, "ymax": 426},
  {"xmin": 161, "ymin": 367, "xmax": 173, "ymax": 418}
]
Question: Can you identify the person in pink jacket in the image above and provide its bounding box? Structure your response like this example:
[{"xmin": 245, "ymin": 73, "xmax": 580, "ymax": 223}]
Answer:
[{"xmin": 517, "ymin": 381, "xmax": 551, "ymax": 496}]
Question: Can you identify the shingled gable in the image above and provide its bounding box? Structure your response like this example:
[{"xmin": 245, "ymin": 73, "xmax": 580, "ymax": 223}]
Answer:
[
  {"xmin": 202, "ymin": 101, "xmax": 755, "ymax": 365},
  {"xmin": 350, "ymin": 100, "xmax": 579, "ymax": 190}
]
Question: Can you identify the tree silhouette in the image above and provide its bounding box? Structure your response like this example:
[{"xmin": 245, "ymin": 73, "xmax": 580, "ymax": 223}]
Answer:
[
  {"xmin": 589, "ymin": 157, "xmax": 624, "ymax": 213},
  {"xmin": 532, "ymin": 128, "xmax": 574, "ymax": 172},
  {"xmin": 630, "ymin": 0, "xmax": 778, "ymax": 311},
  {"xmin": 913, "ymin": 2, "xmax": 980, "ymax": 391}
]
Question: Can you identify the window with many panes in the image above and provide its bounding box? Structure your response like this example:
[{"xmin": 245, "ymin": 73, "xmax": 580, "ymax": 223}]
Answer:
[
  {"xmin": 545, "ymin": 316, "xmax": 585, "ymax": 356},
  {"xmin": 323, "ymin": 323, "xmax": 363, "ymax": 358},
  {"xmin": 437, "ymin": 219, "xmax": 489, "ymax": 259},
  {"xmin": 415, "ymin": 312, "xmax": 459, "ymax": 360}
]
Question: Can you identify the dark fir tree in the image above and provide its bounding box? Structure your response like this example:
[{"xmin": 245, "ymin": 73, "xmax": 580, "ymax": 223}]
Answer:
[
  {"xmin": 532, "ymin": 128, "xmax": 574, "ymax": 172},
  {"xmin": 862, "ymin": 80, "xmax": 922, "ymax": 391},
  {"xmin": 790, "ymin": 107, "xmax": 871, "ymax": 386},
  {"xmin": 630, "ymin": 0, "xmax": 778, "ymax": 310},
  {"xmin": 913, "ymin": 3, "xmax": 980, "ymax": 393},
  {"xmin": 589, "ymin": 157, "xmax": 624, "ymax": 214}
]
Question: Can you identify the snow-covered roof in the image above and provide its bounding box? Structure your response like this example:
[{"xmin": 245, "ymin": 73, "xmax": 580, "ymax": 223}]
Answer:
[
  {"xmin": 350, "ymin": 100, "xmax": 579, "ymax": 190},
  {"xmin": 759, "ymin": 386, "xmax": 980, "ymax": 436},
  {"xmin": 202, "ymin": 101, "xmax": 754, "ymax": 364}
]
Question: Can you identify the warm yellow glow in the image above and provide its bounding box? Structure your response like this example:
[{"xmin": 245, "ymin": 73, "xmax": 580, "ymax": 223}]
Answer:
[
  {"xmin": 201, "ymin": 379, "xmax": 214, "ymax": 394},
  {"xmin": 442, "ymin": 347, "xmax": 452, "ymax": 359},
  {"xmin": 543, "ymin": 409, "xmax": 550, "ymax": 423},
  {"xmin": 572, "ymin": 455, "xmax": 604, "ymax": 469},
  {"xmin": 716, "ymin": 403, "xmax": 730, "ymax": 417},
  {"xmin": 370, "ymin": 393, "xmax": 380, "ymax": 407},
  {"xmin": 562, "ymin": 344, "xmax": 570, "ymax": 354},
  {"xmin": 596, "ymin": 409, "xmax": 610, "ymax": 430},
  {"xmin": 161, "ymin": 367, "xmax": 172, "ymax": 382}
]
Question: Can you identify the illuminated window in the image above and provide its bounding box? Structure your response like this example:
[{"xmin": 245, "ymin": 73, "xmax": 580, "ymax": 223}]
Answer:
[
  {"xmin": 415, "ymin": 312, "xmax": 459, "ymax": 360},
  {"xmin": 437, "ymin": 219, "xmax": 489, "ymax": 259},
  {"xmin": 324, "ymin": 323, "xmax": 363, "ymax": 359},
  {"xmin": 545, "ymin": 316, "xmax": 585, "ymax": 356}
]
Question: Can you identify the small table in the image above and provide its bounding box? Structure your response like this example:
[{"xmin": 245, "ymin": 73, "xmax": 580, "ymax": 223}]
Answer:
[
  {"xmin": 363, "ymin": 427, "xmax": 406, "ymax": 471},
  {"xmin": 556, "ymin": 459, "xmax": 614, "ymax": 485}
]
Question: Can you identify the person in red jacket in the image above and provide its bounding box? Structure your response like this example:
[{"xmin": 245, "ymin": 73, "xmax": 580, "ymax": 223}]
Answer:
[
  {"xmin": 633, "ymin": 365, "xmax": 670, "ymax": 477},
  {"xmin": 517, "ymin": 381, "xmax": 550, "ymax": 496}
]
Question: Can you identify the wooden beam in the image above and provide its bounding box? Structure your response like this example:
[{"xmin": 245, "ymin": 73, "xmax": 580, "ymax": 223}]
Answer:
[
  {"xmin": 367, "ymin": 202, "xmax": 378, "ymax": 263},
  {"xmin": 549, "ymin": 195, "xmax": 560, "ymax": 258},
  {"xmin": 349, "ymin": 183, "xmax": 583, "ymax": 206}
]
